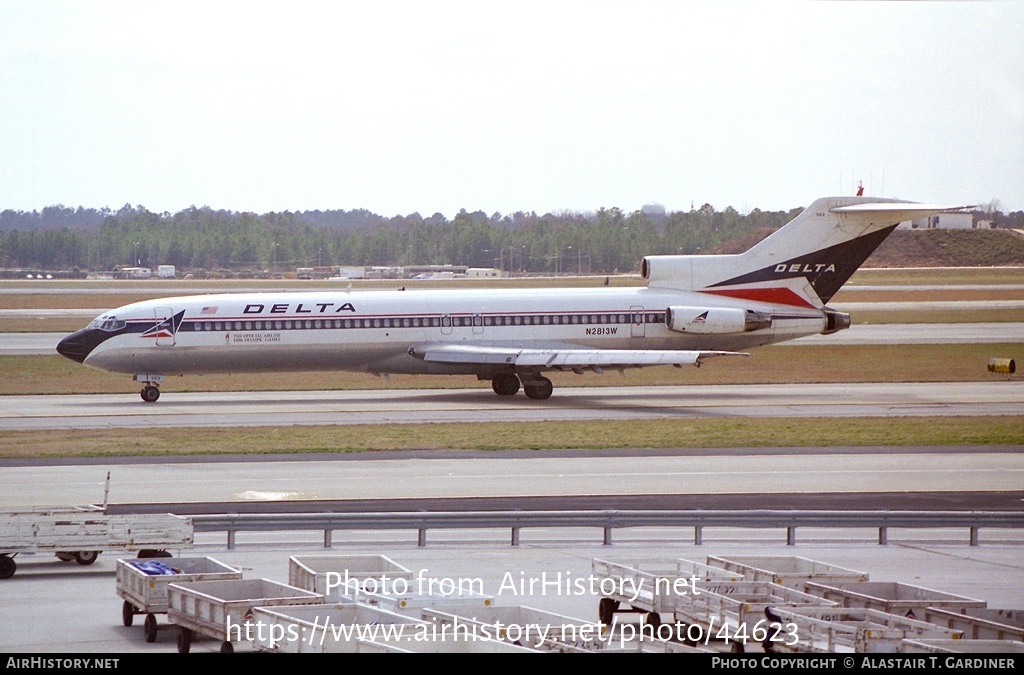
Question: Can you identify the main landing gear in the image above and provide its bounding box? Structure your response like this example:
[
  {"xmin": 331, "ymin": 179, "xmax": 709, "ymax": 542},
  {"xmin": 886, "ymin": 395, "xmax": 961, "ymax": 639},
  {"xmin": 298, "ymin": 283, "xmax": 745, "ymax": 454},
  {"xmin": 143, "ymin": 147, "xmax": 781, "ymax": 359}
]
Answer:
[
  {"xmin": 490, "ymin": 374, "xmax": 553, "ymax": 400},
  {"xmin": 491, "ymin": 373, "xmax": 521, "ymax": 396}
]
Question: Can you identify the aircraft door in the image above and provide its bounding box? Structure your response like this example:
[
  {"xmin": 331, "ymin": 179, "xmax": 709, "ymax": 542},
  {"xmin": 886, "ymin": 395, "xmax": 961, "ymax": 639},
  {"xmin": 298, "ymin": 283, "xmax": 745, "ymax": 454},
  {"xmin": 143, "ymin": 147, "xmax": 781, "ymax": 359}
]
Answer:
[
  {"xmin": 472, "ymin": 314, "xmax": 484, "ymax": 335},
  {"xmin": 155, "ymin": 307, "xmax": 176, "ymax": 346},
  {"xmin": 630, "ymin": 305, "xmax": 645, "ymax": 338},
  {"xmin": 440, "ymin": 314, "xmax": 453, "ymax": 335}
]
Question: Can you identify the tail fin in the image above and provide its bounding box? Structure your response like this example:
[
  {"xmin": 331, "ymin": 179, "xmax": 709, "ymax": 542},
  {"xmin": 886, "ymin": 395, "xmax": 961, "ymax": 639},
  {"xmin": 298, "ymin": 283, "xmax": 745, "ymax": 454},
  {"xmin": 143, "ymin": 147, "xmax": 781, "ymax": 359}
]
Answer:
[{"xmin": 642, "ymin": 196, "xmax": 974, "ymax": 305}]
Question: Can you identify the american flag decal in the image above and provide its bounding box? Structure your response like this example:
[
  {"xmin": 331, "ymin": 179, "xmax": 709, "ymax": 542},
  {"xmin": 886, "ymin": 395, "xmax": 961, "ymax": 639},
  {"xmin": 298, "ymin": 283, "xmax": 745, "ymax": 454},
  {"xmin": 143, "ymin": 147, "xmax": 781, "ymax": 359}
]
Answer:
[{"xmin": 200, "ymin": 306, "xmax": 218, "ymax": 315}]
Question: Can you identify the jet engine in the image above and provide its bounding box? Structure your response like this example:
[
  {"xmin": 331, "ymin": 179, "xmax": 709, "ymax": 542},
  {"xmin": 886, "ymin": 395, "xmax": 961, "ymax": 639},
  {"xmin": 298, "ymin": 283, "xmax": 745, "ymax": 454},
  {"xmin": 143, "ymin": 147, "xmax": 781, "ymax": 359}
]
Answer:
[
  {"xmin": 665, "ymin": 306, "xmax": 772, "ymax": 335},
  {"xmin": 821, "ymin": 308, "xmax": 851, "ymax": 334}
]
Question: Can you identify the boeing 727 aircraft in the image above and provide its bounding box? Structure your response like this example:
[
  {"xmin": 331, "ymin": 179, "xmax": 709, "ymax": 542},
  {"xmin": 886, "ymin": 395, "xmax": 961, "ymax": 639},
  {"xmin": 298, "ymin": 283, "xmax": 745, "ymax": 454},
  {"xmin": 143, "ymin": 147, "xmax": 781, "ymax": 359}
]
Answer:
[{"xmin": 56, "ymin": 196, "xmax": 970, "ymax": 402}]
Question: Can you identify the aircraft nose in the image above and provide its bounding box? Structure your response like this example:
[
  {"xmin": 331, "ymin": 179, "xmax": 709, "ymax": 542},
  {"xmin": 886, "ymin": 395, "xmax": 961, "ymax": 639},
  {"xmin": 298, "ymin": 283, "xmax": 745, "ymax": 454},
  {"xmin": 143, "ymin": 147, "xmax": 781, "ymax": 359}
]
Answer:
[{"xmin": 56, "ymin": 329, "xmax": 92, "ymax": 363}]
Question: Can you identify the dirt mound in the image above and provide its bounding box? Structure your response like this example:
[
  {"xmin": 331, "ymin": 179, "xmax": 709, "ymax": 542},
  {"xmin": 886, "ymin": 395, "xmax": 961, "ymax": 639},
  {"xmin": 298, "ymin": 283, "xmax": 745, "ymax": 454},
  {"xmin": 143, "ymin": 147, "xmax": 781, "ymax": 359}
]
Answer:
[{"xmin": 865, "ymin": 229, "xmax": 1024, "ymax": 267}]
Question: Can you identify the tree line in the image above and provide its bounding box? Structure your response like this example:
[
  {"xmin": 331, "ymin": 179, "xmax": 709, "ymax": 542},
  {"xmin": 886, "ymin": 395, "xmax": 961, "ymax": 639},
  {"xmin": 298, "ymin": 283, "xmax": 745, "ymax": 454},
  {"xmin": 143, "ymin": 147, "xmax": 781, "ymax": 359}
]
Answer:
[{"xmin": 1, "ymin": 202, "xmax": 1020, "ymax": 276}]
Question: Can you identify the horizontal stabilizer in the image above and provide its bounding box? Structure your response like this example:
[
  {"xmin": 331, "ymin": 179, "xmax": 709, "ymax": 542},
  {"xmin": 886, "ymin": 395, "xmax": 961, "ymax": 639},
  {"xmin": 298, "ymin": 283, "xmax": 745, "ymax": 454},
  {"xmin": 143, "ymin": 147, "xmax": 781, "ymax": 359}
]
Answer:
[{"xmin": 830, "ymin": 202, "xmax": 975, "ymax": 214}]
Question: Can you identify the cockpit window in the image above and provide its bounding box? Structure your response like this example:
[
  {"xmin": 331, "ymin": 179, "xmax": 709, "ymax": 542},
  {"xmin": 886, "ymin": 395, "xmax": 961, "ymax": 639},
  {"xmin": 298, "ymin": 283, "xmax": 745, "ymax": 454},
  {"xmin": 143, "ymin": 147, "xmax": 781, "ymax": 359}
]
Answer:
[{"xmin": 87, "ymin": 315, "xmax": 126, "ymax": 331}]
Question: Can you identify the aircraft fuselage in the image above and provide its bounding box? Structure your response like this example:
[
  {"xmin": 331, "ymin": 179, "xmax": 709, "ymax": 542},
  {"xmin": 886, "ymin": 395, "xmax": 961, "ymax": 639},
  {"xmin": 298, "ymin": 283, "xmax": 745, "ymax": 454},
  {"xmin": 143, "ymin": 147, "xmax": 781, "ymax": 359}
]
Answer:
[{"xmin": 59, "ymin": 285, "xmax": 825, "ymax": 378}]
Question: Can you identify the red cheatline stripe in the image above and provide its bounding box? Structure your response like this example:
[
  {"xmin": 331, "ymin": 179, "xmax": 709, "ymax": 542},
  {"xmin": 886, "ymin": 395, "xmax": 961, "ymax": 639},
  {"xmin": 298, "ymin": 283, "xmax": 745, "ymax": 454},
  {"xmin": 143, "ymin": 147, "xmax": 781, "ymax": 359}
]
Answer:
[{"xmin": 699, "ymin": 287, "xmax": 816, "ymax": 308}]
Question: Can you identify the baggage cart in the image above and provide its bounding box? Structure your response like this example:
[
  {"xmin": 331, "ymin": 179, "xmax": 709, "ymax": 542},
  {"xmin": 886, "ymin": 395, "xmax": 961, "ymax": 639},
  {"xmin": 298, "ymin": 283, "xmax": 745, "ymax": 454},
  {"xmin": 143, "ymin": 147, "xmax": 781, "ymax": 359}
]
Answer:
[
  {"xmin": 592, "ymin": 558, "xmax": 705, "ymax": 628},
  {"xmin": 251, "ymin": 602, "xmax": 428, "ymax": 653},
  {"xmin": 912, "ymin": 607, "xmax": 1024, "ymax": 641},
  {"xmin": 705, "ymin": 555, "xmax": 869, "ymax": 589},
  {"xmin": 115, "ymin": 556, "xmax": 242, "ymax": 643},
  {"xmin": 670, "ymin": 580, "xmax": 837, "ymax": 652},
  {"xmin": 898, "ymin": 638, "xmax": 1024, "ymax": 653},
  {"xmin": 167, "ymin": 577, "xmax": 324, "ymax": 653},
  {"xmin": 676, "ymin": 557, "xmax": 747, "ymax": 583},
  {"xmin": 287, "ymin": 554, "xmax": 413, "ymax": 601},
  {"xmin": 421, "ymin": 605, "xmax": 607, "ymax": 653},
  {"xmin": 799, "ymin": 580, "xmax": 988, "ymax": 616},
  {"xmin": 0, "ymin": 507, "xmax": 192, "ymax": 579},
  {"xmin": 356, "ymin": 632, "xmax": 541, "ymax": 653},
  {"xmin": 359, "ymin": 586, "xmax": 495, "ymax": 616},
  {"xmin": 767, "ymin": 606, "xmax": 965, "ymax": 653}
]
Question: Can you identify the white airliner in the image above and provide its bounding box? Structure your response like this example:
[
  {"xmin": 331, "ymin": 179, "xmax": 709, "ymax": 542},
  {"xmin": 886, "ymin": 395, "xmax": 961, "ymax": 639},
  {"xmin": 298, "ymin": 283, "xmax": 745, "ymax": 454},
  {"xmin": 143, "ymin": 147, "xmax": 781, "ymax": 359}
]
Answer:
[{"xmin": 57, "ymin": 196, "xmax": 970, "ymax": 402}]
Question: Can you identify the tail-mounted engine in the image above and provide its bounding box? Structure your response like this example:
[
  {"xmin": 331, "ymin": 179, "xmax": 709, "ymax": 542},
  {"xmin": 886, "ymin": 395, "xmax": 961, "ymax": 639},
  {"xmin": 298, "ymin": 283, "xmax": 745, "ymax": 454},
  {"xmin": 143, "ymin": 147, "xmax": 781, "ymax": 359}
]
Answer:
[
  {"xmin": 821, "ymin": 308, "xmax": 851, "ymax": 335},
  {"xmin": 665, "ymin": 306, "xmax": 772, "ymax": 335}
]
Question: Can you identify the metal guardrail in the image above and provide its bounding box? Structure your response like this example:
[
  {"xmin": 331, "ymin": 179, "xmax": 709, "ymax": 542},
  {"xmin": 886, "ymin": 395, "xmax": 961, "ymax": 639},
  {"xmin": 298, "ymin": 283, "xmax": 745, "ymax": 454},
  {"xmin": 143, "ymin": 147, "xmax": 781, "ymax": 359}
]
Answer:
[{"xmin": 189, "ymin": 509, "xmax": 1024, "ymax": 550}]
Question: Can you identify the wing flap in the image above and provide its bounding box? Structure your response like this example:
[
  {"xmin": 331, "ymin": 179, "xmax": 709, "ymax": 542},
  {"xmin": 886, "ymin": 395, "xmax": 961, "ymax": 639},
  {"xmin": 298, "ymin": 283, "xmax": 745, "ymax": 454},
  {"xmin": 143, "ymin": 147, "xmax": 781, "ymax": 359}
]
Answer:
[{"xmin": 409, "ymin": 343, "xmax": 749, "ymax": 370}]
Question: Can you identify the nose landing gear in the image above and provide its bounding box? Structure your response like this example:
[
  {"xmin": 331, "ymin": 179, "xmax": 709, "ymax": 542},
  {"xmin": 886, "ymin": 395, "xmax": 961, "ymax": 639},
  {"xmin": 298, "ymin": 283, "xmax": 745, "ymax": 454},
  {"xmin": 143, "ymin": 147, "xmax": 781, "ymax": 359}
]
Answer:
[{"xmin": 134, "ymin": 374, "xmax": 164, "ymax": 403}]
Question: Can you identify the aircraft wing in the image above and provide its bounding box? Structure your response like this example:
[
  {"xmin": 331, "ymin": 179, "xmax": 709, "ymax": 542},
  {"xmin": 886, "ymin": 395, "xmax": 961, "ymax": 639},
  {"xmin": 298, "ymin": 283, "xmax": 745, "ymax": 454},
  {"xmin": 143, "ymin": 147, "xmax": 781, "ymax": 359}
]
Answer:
[{"xmin": 408, "ymin": 343, "xmax": 749, "ymax": 373}]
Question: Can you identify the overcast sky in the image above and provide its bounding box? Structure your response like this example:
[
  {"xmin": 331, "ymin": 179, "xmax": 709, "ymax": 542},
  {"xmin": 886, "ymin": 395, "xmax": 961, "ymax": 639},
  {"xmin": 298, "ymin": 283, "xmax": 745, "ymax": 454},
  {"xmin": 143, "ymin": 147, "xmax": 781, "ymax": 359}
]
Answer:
[{"xmin": 2, "ymin": 1, "xmax": 1022, "ymax": 218}]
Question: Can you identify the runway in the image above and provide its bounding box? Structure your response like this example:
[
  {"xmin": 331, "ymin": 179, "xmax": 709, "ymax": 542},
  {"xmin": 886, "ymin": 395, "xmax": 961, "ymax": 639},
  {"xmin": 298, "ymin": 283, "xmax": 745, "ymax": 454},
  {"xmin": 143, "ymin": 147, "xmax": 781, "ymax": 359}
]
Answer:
[
  {"xmin": 2, "ymin": 381, "xmax": 1022, "ymax": 430},
  {"xmin": 4, "ymin": 447, "xmax": 1023, "ymax": 508}
]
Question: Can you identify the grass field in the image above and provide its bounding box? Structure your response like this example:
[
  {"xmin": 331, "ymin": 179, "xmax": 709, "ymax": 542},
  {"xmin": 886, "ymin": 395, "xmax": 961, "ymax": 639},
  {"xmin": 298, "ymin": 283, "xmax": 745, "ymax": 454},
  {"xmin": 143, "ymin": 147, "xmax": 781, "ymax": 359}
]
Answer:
[{"xmin": 3, "ymin": 416, "xmax": 1022, "ymax": 459}]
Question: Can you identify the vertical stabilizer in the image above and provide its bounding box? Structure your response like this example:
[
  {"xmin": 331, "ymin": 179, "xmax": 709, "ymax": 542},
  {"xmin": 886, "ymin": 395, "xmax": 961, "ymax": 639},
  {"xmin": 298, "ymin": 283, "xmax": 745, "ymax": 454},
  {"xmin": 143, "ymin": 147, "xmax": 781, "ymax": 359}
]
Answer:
[{"xmin": 642, "ymin": 196, "xmax": 973, "ymax": 304}]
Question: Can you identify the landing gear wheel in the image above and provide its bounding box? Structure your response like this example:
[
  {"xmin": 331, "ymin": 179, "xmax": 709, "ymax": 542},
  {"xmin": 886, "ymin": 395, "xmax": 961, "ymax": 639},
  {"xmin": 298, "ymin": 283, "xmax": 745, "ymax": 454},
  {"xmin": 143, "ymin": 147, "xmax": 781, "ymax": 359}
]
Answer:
[
  {"xmin": 645, "ymin": 611, "xmax": 662, "ymax": 631},
  {"xmin": 55, "ymin": 552, "xmax": 75, "ymax": 562},
  {"xmin": 122, "ymin": 600, "xmax": 135, "ymax": 627},
  {"xmin": 220, "ymin": 641, "xmax": 234, "ymax": 653},
  {"xmin": 177, "ymin": 627, "xmax": 193, "ymax": 653},
  {"xmin": 144, "ymin": 614, "xmax": 158, "ymax": 643},
  {"xmin": 0, "ymin": 555, "xmax": 15, "ymax": 580},
  {"xmin": 141, "ymin": 385, "xmax": 160, "ymax": 403},
  {"xmin": 74, "ymin": 550, "xmax": 99, "ymax": 566},
  {"xmin": 598, "ymin": 597, "xmax": 619, "ymax": 625},
  {"xmin": 491, "ymin": 373, "xmax": 521, "ymax": 396},
  {"xmin": 523, "ymin": 377, "xmax": 553, "ymax": 400}
]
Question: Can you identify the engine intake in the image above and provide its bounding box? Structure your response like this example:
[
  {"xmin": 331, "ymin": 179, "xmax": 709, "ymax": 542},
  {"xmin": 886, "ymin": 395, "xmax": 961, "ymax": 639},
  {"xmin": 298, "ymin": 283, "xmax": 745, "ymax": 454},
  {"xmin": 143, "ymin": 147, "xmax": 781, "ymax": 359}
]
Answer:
[{"xmin": 665, "ymin": 306, "xmax": 772, "ymax": 335}]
